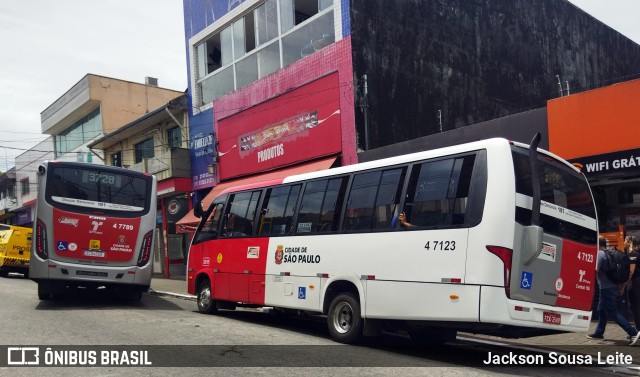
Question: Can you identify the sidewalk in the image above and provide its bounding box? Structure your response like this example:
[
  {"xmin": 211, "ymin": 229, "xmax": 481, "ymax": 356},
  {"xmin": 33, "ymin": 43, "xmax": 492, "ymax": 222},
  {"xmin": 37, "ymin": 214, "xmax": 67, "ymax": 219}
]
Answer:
[
  {"xmin": 149, "ymin": 277, "xmax": 640, "ymax": 365},
  {"xmin": 150, "ymin": 275, "xmax": 193, "ymax": 299}
]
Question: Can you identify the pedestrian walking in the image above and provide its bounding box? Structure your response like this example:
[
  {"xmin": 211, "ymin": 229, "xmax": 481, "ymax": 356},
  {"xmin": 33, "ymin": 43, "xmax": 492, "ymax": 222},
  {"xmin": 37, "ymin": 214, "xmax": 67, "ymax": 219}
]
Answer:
[
  {"xmin": 626, "ymin": 235, "xmax": 640, "ymax": 329},
  {"xmin": 587, "ymin": 236, "xmax": 640, "ymax": 345}
]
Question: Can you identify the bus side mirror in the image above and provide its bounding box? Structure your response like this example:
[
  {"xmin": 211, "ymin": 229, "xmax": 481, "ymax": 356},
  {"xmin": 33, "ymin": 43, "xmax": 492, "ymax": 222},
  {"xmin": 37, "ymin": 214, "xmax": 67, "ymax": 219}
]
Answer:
[
  {"xmin": 194, "ymin": 201, "xmax": 204, "ymax": 218},
  {"xmin": 38, "ymin": 165, "xmax": 46, "ymax": 176},
  {"xmin": 522, "ymin": 225, "xmax": 543, "ymax": 265}
]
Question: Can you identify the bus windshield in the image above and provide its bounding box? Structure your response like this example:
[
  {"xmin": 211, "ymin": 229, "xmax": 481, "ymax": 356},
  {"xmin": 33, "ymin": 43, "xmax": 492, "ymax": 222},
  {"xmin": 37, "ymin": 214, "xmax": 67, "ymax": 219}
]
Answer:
[{"xmin": 46, "ymin": 165, "xmax": 150, "ymax": 213}]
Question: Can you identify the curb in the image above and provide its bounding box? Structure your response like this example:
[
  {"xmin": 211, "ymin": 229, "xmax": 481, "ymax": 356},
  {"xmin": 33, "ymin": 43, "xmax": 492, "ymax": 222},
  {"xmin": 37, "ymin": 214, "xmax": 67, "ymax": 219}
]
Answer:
[{"xmin": 148, "ymin": 289, "xmax": 196, "ymax": 301}]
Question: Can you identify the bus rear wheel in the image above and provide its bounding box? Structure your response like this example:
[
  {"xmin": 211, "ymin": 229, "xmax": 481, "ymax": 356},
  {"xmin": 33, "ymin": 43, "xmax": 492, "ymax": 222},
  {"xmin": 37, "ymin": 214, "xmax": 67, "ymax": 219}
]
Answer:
[
  {"xmin": 197, "ymin": 280, "xmax": 218, "ymax": 314},
  {"xmin": 37, "ymin": 283, "xmax": 51, "ymax": 300},
  {"xmin": 327, "ymin": 292, "xmax": 363, "ymax": 344}
]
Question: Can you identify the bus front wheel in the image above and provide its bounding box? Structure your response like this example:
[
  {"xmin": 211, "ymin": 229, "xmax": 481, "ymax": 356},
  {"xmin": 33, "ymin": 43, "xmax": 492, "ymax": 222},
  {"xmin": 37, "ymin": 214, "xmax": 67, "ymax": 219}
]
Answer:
[
  {"xmin": 327, "ymin": 292, "xmax": 363, "ymax": 344},
  {"xmin": 197, "ymin": 280, "xmax": 218, "ymax": 315}
]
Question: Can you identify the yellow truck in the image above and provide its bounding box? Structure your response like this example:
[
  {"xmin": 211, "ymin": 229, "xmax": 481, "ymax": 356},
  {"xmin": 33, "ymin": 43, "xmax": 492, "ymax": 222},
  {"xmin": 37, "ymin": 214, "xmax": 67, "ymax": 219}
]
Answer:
[{"xmin": 0, "ymin": 224, "xmax": 32, "ymax": 278}]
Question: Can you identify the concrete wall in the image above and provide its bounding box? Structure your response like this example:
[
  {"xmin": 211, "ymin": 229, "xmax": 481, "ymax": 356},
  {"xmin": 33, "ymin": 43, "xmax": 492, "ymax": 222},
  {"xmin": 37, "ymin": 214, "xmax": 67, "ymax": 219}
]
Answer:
[
  {"xmin": 350, "ymin": 0, "xmax": 640, "ymax": 150},
  {"xmin": 358, "ymin": 108, "xmax": 548, "ymax": 162},
  {"xmin": 87, "ymin": 75, "xmax": 183, "ymax": 135}
]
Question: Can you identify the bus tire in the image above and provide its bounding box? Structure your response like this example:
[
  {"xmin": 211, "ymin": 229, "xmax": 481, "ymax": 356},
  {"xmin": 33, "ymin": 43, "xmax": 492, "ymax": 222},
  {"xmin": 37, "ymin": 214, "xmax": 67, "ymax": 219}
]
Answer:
[
  {"xmin": 127, "ymin": 288, "xmax": 143, "ymax": 300},
  {"xmin": 197, "ymin": 280, "xmax": 218, "ymax": 315},
  {"xmin": 327, "ymin": 292, "xmax": 363, "ymax": 344},
  {"xmin": 37, "ymin": 283, "xmax": 51, "ymax": 300}
]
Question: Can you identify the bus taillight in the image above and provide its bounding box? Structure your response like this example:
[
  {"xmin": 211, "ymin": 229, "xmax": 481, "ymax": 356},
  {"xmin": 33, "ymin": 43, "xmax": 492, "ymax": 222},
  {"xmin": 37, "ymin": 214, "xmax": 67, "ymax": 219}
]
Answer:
[
  {"xmin": 137, "ymin": 230, "xmax": 153, "ymax": 267},
  {"xmin": 486, "ymin": 246, "xmax": 513, "ymax": 298},
  {"xmin": 35, "ymin": 218, "xmax": 48, "ymax": 260}
]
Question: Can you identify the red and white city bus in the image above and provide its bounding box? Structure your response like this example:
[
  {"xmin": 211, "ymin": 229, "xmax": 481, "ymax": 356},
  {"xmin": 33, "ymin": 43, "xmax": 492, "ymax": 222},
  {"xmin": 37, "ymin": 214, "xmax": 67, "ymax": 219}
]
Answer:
[
  {"xmin": 30, "ymin": 161, "xmax": 157, "ymax": 300},
  {"xmin": 187, "ymin": 136, "xmax": 598, "ymax": 343}
]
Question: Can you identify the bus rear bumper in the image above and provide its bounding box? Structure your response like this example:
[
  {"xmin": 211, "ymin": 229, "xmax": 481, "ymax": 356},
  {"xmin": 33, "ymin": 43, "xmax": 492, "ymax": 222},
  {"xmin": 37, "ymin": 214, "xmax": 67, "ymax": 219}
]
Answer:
[
  {"xmin": 30, "ymin": 258, "xmax": 152, "ymax": 289},
  {"xmin": 480, "ymin": 286, "xmax": 592, "ymax": 333}
]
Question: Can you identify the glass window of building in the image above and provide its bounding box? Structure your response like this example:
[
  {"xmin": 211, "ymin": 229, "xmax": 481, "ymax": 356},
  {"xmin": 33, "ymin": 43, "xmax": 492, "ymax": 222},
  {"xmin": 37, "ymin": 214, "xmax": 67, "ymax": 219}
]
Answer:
[
  {"xmin": 167, "ymin": 127, "xmax": 182, "ymax": 148},
  {"xmin": 134, "ymin": 138, "xmax": 155, "ymax": 163},
  {"xmin": 21, "ymin": 178, "xmax": 29, "ymax": 196},
  {"xmin": 111, "ymin": 151, "xmax": 122, "ymax": 167},
  {"xmin": 194, "ymin": 0, "xmax": 335, "ymax": 106},
  {"xmin": 54, "ymin": 108, "xmax": 102, "ymax": 157},
  {"xmin": 256, "ymin": 0, "xmax": 278, "ymax": 46}
]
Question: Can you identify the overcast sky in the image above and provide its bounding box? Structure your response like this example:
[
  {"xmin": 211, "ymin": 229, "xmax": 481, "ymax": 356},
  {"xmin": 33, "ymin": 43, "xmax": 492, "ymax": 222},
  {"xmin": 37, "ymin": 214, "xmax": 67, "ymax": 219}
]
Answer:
[{"xmin": 0, "ymin": 0, "xmax": 638, "ymax": 172}]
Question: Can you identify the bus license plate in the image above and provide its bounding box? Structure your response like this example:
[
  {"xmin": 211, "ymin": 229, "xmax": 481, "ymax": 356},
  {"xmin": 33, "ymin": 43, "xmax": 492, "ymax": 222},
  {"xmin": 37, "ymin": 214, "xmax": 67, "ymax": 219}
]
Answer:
[
  {"xmin": 84, "ymin": 250, "xmax": 105, "ymax": 258},
  {"xmin": 543, "ymin": 311, "xmax": 561, "ymax": 325}
]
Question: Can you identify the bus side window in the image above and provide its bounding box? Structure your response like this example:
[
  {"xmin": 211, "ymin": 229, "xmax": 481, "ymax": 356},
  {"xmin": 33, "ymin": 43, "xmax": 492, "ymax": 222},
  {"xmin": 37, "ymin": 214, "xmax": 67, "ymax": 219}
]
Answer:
[
  {"xmin": 259, "ymin": 185, "xmax": 301, "ymax": 236},
  {"xmin": 405, "ymin": 155, "xmax": 475, "ymax": 228},
  {"xmin": 319, "ymin": 178, "xmax": 348, "ymax": 233},
  {"xmin": 344, "ymin": 172, "xmax": 379, "ymax": 231},
  {"xmin": 221, "ymin": 190, "xmax": 262, "ymax": 237},
  {"xmin": 373, "ymin": 168, "xmax": 406, "ymax": 230},
  {"xmin": 295, "ymin": 177, "xmax": 347, "ymax": 234},
  {"xmin": 344, "ymin": 167, "xmax": 406, "ymax": 231}
]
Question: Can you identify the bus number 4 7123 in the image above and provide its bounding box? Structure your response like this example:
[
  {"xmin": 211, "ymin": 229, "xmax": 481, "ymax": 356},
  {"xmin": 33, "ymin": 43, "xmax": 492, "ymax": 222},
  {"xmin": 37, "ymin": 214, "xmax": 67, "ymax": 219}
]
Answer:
[
  {"xmin": 425, "ymin": 241, "xmax": 456, "ymax": 251},
  {"xmin": 577, "ymin": 251, "xmax": 593, "ymax": 263}
]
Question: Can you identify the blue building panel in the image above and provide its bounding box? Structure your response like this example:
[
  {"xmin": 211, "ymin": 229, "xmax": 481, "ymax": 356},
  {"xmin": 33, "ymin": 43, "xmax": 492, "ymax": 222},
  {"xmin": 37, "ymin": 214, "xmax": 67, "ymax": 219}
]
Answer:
[
  {"xmin": 188, "ymin": 108, "xmax": 216, "ymax": 191},
  {"xmin": 341, "ymin": 0, "xmax": 350, "ymax": 38}
]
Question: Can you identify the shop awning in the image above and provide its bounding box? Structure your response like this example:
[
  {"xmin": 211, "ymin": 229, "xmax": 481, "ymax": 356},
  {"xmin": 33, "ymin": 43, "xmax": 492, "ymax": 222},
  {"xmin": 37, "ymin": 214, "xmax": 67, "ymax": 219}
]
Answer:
[{"xmin": 176, "ymin": 156, "xmax": 338, "ymax": 232}]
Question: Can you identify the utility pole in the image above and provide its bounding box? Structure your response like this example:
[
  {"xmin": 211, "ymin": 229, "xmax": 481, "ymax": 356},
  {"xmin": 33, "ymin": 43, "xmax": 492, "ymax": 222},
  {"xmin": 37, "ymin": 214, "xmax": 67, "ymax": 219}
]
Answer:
[
  {"xmin": 362, "ymin": 74, "xmax": 370, "ymax": 150},
  {"xmin": 556, "ymin": 75, "xmax": 563, "ymax": 97}
]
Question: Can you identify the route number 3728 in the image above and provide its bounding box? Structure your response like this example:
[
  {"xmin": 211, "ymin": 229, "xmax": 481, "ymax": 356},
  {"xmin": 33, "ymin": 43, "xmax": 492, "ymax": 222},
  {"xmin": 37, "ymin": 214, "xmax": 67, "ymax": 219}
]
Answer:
[{"xmin": 425, "ymin": 241, "xmax": 456, "ymax": 251}]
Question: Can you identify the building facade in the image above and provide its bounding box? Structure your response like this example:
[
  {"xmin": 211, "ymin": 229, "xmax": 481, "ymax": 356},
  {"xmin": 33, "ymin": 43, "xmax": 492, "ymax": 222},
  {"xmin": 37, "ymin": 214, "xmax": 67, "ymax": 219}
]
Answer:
[
  {"xmin": 10, "ymin": 138, "xmax": 55, "ymax": 228},
  {"xmin": 182, "ymin": 0, "xmax": 356, "ymax": 217},
  {"xmin": 349, "ymin": 0, "xmax": 640, "ymax": 149},
  {"xmin": 41, "ymin": 75, "xmax": 184, "ymax": 162},
  {"xmin": 0, "ymin": 168, "xmax": 17, "ymax": 225},
  {"xmin": 178, "ymin": 0, "xmax": 640, "ymax": 229},
  {"xmin": 2, "ymin": 75, "xmax": 186, "ymax": 273},
  {"xmin": 88, "ymin": 94, "xmax": 192, "ymax": 277},
  {"xmin": 548, "ymin": 78, "xmax": 640, "ymax": 241}
]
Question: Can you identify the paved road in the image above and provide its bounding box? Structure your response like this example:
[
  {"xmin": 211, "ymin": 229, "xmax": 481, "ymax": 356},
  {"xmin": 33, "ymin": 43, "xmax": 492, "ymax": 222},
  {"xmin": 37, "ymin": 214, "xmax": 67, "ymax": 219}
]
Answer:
[{"xmin": 0, "ymin": 274, "xmax": 637, "ymax": 376}]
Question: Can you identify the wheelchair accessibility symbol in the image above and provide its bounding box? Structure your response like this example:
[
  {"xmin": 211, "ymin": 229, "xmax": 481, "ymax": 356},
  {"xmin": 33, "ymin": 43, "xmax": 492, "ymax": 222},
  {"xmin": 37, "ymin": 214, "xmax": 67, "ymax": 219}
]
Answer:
[
  {"xmin": 57, "ymin": 241, "xmax": 68, "ymax": 251},
  {"xmin": 298, "ymin": 287, "xmax": 306, "ymax": 300},
  {"xmin": 520, "ymin": 271, "xmax": 533, "ymax": 290}
]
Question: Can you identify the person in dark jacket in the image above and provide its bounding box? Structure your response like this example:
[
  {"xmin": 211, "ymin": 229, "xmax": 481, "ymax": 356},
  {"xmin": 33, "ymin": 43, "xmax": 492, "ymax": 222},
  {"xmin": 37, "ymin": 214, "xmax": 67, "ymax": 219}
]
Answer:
[
  {"xmin": 626, "ymin": 236, "xmax": 640, "ymax": 329},
  {"xmin": 587, "ymin": 236, "xmax": 640, "ymax": 345}
]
